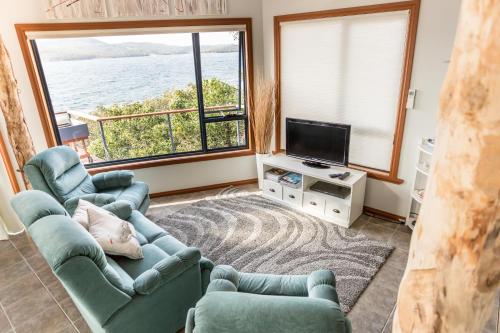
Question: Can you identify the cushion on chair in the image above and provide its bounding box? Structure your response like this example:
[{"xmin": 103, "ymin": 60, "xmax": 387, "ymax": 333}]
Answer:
[
  {"xmin": 87, "ymin": 208, "xmax": 143, "ymax": 260},
  {"xmin": 72, "ymin": 199, "xmax": 115, "ymax": 230}
]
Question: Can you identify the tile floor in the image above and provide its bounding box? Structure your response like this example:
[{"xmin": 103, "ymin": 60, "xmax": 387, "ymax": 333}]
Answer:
[{"xmin": 0, "ymin": 184, "xmax": 498, "ymax": 333}]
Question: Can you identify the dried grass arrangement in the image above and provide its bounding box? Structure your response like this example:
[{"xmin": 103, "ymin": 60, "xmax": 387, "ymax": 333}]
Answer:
[{"xmin": 251, "ymin": 74, "xmax": 275, "ymax": 154}]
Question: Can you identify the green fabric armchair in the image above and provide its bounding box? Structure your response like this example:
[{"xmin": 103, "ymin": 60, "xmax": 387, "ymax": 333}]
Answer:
[
  {"xmin": 11, "ymin": 190, "xmax": 213, "ymax": 333},
  {"xmin": 186, "ymin": 265, "xmax": 351, "ymax": 333},
  {"xmin": 24, "ymin": 146, "xmax": 150, "ymax": 214}
]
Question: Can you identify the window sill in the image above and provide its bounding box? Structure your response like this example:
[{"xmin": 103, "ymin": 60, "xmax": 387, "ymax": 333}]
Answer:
[
  {"xmin": 87, "ymin": 149, "xmax": 255, "ymax": 174},
  {"xmin": 348, "ymin": 164, "xmax": 404, "ymax": 184}
]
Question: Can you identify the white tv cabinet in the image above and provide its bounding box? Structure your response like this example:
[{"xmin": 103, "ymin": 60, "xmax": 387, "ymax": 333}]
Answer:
[{"xmin": 261, "ymin": 154, "xmax": 367, "ymax": 228}]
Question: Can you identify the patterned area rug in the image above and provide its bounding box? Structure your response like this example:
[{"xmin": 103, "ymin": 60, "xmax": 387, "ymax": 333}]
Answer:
[{"xmin": 148, "ymin": 188, "xmax": 394, "ymax": 312}]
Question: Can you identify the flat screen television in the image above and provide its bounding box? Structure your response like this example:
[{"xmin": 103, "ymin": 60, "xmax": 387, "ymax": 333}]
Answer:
[{"xmin": 286, "ymin": 118, "xmax": 351, "ymax": 168}]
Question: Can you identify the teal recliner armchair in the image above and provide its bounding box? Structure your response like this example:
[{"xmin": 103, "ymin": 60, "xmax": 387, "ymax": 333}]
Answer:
[
  {"xmin": 24, "ymin": 146, "xmax": 150, "ymax": 214},
  {"xmin": 186, "ymin": 265, "xmax": 351, "ymax": 333},
  {"xmin": 11, "ymin": 190, "xmax": 214, "ymax": 333}
]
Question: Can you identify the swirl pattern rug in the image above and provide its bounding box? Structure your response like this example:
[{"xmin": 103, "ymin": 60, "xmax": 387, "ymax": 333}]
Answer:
[{"xmin": 148, "ymin": 190, "xmax": 393, "ymax": 312}]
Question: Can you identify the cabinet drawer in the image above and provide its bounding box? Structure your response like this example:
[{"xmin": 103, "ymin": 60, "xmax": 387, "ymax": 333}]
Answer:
[
  {"xmin": 324, "ymin": 199, "xmax": 350, "ymax": 221},
  {"xmin": 283, "ymin": 187, "xmax": 302, "ymax": 206},
  {"xmin": 303, "ymin": 192, "xmax": 325, "ymax": 214},
  {"xmin": 263, "ymin": 180, "xmax": 283, "ymax": 200}
]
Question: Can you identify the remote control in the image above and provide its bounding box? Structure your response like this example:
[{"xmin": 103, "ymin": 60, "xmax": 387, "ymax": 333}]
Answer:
[
  {"xmin": 338, "ymin": 172, "xmax": 350, "ymax": 180},
  {"xmin": 329, "ymin": 173, "xmax": 343, "ymax": 178}
]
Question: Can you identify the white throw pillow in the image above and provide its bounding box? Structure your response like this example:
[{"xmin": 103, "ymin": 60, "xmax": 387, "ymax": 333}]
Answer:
[
  {"xmin": 72, "ymin": 199, "xmax": 113, "ymax": 230},
  {"xmin": 87, "ymin": 206, "xmax": 144, "ymax": 260}
]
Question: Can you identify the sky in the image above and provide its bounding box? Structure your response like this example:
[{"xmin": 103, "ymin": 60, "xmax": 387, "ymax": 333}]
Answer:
[{"xmin": 94, "ymin": 31, "xmax": 238, "ymax": 46}]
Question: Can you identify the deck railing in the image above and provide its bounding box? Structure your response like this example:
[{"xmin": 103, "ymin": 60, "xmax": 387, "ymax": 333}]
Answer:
[{"xmin": 67, "ymin": 105, "xmax": 240, "ymax": 161}]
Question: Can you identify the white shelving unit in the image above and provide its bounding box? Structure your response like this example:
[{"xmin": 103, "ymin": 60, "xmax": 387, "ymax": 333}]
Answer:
[
  {"xmin": 261, "ymin": 154, "xmax": 367, "ymax": 228},
  {"xmin": 406, "ymin": 138, "xmax": 435, "ymax": 230}
]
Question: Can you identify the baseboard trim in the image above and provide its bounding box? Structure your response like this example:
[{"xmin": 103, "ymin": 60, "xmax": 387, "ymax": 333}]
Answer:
[
  {"xmin": 151, "ymin": 182, "xmax": 405, "ymax": 224},
  {"xmin": 150, "ymin": 178, "xmax": 258, "ymax": 198},
  {"xmin": 363, "ymin": 206, "xmax": 406, "ymax": 223}
]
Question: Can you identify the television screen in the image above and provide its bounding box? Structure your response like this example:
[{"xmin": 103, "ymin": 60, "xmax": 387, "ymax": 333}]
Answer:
[{"xmin": 286, "ymin": 118, "xmax": 350, "ymax": 166}]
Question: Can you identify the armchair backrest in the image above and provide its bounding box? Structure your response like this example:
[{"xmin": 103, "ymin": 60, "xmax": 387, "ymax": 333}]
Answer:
[
  {"xmin": 11, "ymin": 190, "xmax": 106, "ymax": 270},
  {"xmin": 24, "ymin": 146, "xmax": 97, "ymax": 203}
]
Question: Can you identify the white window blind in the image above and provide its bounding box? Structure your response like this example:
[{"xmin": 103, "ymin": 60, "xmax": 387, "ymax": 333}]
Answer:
[{"xmin": 281, "ymin": 10, "xmax": 409, "ymax": 171}]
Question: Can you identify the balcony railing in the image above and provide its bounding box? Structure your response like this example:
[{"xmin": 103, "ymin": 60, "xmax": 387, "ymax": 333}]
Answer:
[{"xmin": 65, "ymin": 105, "xmax": 242, "ymax": 163}]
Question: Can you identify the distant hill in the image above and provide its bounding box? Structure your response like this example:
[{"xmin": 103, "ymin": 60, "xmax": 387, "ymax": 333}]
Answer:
[{"xmin": 36, "ymin": 37, "xmax": 238, "ymax": 61}]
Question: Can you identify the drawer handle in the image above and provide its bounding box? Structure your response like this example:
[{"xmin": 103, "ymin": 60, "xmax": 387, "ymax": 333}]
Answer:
[
  {"xmin": 289, "ymin": 194, "xmax": 295, "ymax": 199},
  {"xmin": 310, "ymin": 201, "xmax": 317, "ymax": 206},
  {"xmin": 269, "ymin": 188, "xmax": 276, "ymax": 193},
  {"xmin": 332, "ymin": 209, "xmax": 340, "ymax": 214}
]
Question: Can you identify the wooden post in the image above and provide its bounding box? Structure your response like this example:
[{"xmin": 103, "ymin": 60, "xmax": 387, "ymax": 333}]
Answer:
[
  {"xmin": 0, "ymin": 35, "xmax": 35, "ymax": 189},
  {"xmin": 393, "ymin": 0, "xmax": 500, "ymax": 332}
]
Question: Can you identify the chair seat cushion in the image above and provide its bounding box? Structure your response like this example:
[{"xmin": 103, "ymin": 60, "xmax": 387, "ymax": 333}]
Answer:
[
  {"xmin": 100, "ymin": 182, "xmax": 149, "ymax": 211},
  {"xmin": 135, "ymin": 231, "xmax": 149, "ymax": 245},
  {"xmin": 114, "ymin": 243, "xmax": 170, "ymax": 279},
  {"xmin": 128, "ymin": 211, "xmax": 167, "ymax": 243}
]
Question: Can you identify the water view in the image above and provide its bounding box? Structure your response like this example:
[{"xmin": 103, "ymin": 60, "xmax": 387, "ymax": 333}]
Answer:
[
  {"xmin": 34, "ymin": 32, "xmax": 248, "ymax": 164},
  {"xmin": 40, "ymin": 52, "xmax": 239, "ymax": 113}
]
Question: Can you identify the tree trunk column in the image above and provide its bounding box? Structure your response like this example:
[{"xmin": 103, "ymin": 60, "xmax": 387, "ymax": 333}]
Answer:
[
  {"xmin": 393, "ymin": 0, "xmax": 500, "ymax": 332},
  {"xmin": 0, "ymin": 35, "xmax": 35, "ymax": 189}
]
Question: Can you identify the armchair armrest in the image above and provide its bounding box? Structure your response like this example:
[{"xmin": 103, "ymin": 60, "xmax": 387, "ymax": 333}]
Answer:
[
  {"xmin": 101, "ymin": 200, "xmax": 133, "ymax": 220},
  {"xmin": 64, "ymin": 193, "xmax": 116, "ymax": 216},
  {"xmin": 133, "ymin": 247, "xmax": 201, "ymax": 295},
  {"xmin": 92, "ymin": 170, "xmax": 135, "ymax": 190},
  {"xmin": 28, "ymin": 215, "xmax": 107, "ymax": 271},
  {"xmin": 11, "ymin": 190, "xmax": 68, "ymax": 228},
  {"xmin": 307, "ymin": 270, "xmax": 340, "ymax": 304}
]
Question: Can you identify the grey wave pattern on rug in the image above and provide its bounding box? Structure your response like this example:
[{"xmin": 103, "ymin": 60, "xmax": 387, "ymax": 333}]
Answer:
[{"xmin": 148, "ymin": 194, "xmax": 394, "ymax": 312}]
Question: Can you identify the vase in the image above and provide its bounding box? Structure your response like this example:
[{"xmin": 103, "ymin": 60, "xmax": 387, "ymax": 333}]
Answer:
[{"xmin": 255, "ymin": 153, "xmax": 271, "ymax": 189}]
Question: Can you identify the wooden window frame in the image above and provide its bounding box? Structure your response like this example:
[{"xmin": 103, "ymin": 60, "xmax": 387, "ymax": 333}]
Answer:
[
  {"xmin": 273, "ymin": 0, "xmax": 420, "ymax": 184},
  {"xmin": 15, "ymin": 18, "xmax": 255, "ymax": 173}
]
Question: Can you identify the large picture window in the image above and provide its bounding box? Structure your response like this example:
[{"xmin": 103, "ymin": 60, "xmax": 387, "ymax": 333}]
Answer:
[{"xmin": 17, "ymin": 20, "xmax": 253, "ymax": 169}]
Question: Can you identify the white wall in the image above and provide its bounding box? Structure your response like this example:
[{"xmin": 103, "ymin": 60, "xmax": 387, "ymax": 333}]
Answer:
[
  {"xmin": 0, "ymin": 0, "xmax": 462, "ymax": 218},
  {"xmin": 262, "ymin": 0, "xmax": 461, "ymax": 216},
  {"xmin": 0, "ymin": 161, "xmax": 23, "ymax": 234},
  {"xmin": 0, "ymin": 0, "xmax": 262, "ymax": 198}
]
